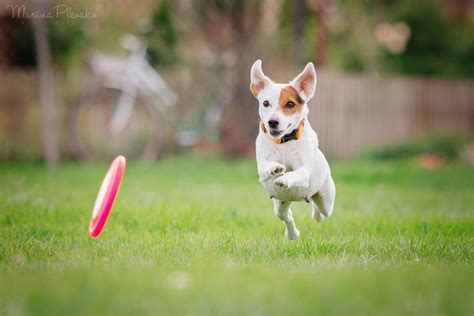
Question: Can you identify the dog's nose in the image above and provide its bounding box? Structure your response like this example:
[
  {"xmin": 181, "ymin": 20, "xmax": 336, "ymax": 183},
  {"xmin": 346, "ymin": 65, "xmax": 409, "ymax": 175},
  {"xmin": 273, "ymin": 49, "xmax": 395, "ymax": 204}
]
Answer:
[{"xmin": 268, "ymin": 120, "xmax": 279, "ymax": 129}]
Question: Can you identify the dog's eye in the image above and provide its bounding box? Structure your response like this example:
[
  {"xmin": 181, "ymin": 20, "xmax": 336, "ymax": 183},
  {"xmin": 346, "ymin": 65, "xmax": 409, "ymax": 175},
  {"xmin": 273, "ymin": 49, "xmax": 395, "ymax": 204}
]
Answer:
[
  {"xmin": 286, "ymin": 101, "xmax": 295, "ymax": 108},
  {"xmin": 263, "ymin": 100, "xmax": 270, "ymax": 107}
]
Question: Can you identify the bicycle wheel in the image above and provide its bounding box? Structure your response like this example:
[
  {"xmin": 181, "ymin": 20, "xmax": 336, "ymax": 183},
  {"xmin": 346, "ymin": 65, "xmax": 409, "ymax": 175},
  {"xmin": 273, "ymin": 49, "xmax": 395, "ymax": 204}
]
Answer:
[{"xmin": 67, "ymin": 86, "xmax": 166, "ymax": 161}]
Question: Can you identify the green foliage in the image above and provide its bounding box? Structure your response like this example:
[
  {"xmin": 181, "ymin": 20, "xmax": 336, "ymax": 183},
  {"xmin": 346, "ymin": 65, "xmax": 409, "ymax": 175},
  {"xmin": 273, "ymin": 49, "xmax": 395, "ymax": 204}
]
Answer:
[
  {"xmin": 278, "ymin": 0, "xmax": 293, "ymax": 45},
  {"xmin": 329, "ymin": 31, "xmax": 367, "ymax": 72},
  {"xmin": 278, "ymin": 0, "xmax": 474, "ymax": 77},
  {"xmin": 48, "ymin": 18, "xmax": 87, "ymax": 66},
  {"xmin": 383, "ymin": 0, "xmax": 474, "ymax": 77},
  {"xmin": 6, "ymin": 16, "xmax": 86, "ymax": 67},
  {"xmin": 0, "ymin": 156, "xmax": 473, "ymax": 314},
  {"xmin": 144, "ymin": 0, "xmax": 178, "ymax": 68},
  {"xmin": 277, "ymin": 0, "xmax": 317, "ymax": 65},
  {"xmin": 363, "ymin": 135, "xmax": 474, "ymax": 160}
]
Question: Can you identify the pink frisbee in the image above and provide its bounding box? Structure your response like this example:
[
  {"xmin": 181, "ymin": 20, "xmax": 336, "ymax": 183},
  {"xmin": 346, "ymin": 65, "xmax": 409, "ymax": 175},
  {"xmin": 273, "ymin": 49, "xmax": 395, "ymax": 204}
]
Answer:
[{"xmin": 89, "ymin": 155, "xmax": 126, "ymax": 238}]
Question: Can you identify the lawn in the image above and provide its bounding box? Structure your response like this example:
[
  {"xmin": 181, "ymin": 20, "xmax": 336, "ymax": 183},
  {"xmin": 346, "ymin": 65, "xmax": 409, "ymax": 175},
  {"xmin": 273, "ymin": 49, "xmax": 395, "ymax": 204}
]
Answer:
[{"xmin": 0, "ymin": 155, "xmax": 473, "ymax": 315}]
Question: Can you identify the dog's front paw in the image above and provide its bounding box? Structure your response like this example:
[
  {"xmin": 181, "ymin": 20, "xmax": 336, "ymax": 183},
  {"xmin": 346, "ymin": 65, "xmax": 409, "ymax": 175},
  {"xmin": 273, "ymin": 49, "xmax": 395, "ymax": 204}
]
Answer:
[
  {"xmin": 274, "ymin": 175, "xmax": 292, "ymax": 188},
  {"xmin": 270, "ymin": 163, "xmax": 286, "ymax": 177},
  {"xmin": 259, "ymin": 163, "xmax": 287, "ymax": 183}
]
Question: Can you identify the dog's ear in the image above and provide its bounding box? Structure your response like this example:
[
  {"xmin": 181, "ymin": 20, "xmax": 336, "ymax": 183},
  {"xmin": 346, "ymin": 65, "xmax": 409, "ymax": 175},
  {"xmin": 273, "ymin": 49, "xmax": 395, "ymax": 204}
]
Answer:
[
  {"xmin": 250, "ymin": 60, "xmax": 271, "ymax": 97},
  {"xmin": 290, "ymin": 62, "xmax": 317, "ymax": 102}
]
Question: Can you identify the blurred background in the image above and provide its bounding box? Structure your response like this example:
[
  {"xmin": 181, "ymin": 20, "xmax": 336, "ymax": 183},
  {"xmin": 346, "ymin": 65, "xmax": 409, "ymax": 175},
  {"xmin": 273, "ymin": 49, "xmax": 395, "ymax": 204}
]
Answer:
[
  {"xmin": 0, "ymin": 0, "xmax": 473, "ymax": 164},
  {"xmin": 0, "ymin": 2, "xmax": 473, "ymax": 313}
]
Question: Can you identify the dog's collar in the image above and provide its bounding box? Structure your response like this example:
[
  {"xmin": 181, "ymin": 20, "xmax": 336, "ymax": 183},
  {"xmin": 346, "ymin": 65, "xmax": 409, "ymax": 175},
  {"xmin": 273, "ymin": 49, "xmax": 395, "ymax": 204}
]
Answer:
[{"xmin": 259, "ymin": 120, "xmax": 305, "ymax": 144}]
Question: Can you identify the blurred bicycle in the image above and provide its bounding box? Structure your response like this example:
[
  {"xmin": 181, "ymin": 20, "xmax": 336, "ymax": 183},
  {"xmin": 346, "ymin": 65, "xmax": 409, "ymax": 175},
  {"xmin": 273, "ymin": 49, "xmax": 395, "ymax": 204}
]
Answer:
[{"xmin": 67, "ymin": 34, "xmax": 177, "ymax": 161}]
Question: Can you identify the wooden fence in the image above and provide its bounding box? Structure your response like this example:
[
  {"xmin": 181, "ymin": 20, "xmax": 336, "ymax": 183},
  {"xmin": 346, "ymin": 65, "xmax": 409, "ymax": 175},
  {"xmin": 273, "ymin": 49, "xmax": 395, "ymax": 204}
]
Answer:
[{"xmin": 308, "ymin": 70, "xmax": 474, "ymax": 159}]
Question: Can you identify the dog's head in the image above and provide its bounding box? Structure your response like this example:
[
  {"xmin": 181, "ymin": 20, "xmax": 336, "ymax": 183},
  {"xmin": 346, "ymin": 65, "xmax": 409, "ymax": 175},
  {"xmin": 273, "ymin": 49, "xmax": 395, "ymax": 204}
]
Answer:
[{"xmin": 250, "ymin": 60, "xmax": 317, "ymax": 139}]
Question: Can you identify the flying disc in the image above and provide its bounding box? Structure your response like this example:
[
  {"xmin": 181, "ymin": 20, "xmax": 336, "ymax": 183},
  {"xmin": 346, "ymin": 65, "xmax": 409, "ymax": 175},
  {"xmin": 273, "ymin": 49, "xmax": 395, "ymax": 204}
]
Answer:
[{"xmin": 89, "ymin": 155, "xmax": 126, "ymax": 238}]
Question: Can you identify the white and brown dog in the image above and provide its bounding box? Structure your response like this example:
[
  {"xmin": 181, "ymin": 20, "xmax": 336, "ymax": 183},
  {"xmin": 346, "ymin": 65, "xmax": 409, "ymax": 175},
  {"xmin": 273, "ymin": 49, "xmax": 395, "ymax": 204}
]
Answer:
[{"xmin": 250, "ymin": 60, "xmax": 335, "ymax": 240}]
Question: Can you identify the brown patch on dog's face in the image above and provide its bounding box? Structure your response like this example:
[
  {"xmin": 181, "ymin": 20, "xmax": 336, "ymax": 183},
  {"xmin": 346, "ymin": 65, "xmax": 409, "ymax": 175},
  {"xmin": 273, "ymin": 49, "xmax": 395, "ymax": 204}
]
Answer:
[{"xmin": 279, "ymin": 85, "xmax": 304, "ymax": 116}]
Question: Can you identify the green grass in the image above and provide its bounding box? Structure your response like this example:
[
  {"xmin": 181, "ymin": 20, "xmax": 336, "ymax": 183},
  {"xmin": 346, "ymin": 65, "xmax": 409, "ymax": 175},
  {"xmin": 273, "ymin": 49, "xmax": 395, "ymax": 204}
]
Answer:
[{"xmin": 0, "ymin": 156, "xmax": 473, "ymax": 315}]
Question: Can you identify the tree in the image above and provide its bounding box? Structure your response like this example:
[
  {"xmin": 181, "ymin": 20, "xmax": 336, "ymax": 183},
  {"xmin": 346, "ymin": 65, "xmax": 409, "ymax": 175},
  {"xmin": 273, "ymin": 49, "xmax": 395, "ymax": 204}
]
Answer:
[
  {"xmin": 194, "ymin": 0, "xmax": 262, "ymax": 157},
  {"xmin": 292, "ymin": 0, "xmax": 306, "ymax": 66},
  {"xmin": 32, "ymin": 0, "xmax": 59, "ymax": 165},
  {"xmin": 314, "ymin": 0, "xmax": 331, "ymax": 66}
]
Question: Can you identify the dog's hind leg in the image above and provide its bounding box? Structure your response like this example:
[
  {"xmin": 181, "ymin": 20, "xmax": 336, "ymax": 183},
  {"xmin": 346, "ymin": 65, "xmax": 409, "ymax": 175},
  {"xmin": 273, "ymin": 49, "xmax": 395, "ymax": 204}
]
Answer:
[
  {"xmin": 311, "ymin": 175, "xmax": 336, "ymax": 220},
  {"xmin": 273, "ymin": 199, "xmax": 300, "ymax": 240},
  {"xmin": 310, "ymin": 201, "xmax": 325, "ymax": 222}
]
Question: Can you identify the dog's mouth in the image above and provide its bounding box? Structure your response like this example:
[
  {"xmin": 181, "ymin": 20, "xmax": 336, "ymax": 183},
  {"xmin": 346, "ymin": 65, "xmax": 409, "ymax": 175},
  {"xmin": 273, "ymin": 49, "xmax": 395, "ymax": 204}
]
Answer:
[{"xmin": 269, "ymin": 129, "xmax": 283, "ymax": 137}]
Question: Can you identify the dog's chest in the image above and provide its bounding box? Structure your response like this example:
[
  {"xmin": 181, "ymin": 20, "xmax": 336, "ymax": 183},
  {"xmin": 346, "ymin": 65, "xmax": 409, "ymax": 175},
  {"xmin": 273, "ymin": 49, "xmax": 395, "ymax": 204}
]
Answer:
[
  {"xmin": 262, "ymin": 141, "xmax": 312, "ymax": 201},
  {"xmin": 264, "ymin": 140, "xmax": 306, "ymax": 171}
]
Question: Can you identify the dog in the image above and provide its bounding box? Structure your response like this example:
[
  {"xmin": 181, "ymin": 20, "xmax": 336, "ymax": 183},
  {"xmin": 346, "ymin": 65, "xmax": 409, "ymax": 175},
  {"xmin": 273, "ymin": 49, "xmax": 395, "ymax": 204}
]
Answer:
[{"xmin": 250, "ymin": 60, "xmax": 336, "ymax": 240}]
